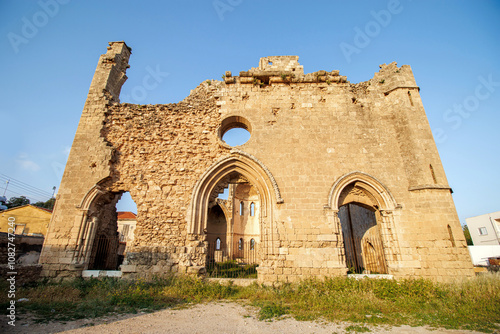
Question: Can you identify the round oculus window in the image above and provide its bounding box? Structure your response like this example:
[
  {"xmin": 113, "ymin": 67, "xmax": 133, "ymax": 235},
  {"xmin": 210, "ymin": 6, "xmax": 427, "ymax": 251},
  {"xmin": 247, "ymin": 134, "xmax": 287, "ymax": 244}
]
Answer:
[{"xmin": 219, "ymin": 116, "xmax": 251, "ymax": 147}]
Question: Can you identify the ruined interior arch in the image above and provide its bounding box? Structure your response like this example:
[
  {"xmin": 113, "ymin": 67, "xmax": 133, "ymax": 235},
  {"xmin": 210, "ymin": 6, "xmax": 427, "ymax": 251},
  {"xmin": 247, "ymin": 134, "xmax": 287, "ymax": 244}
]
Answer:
[
  {"xmin": 188, "ymin": 153, "xmax": 281, "ymax": 276},
  {"xmin": 206, "ymin": 178, "xmax": 262, "ymax": 275},
  {"xmin": 206, "ymin": 204, "xmax": 227, "ymax": 249}
]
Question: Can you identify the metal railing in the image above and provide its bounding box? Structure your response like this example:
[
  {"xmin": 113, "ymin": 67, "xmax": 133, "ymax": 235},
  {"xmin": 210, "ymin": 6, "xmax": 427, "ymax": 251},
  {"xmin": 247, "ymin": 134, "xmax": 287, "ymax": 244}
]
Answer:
[
  {"xmin": 90, "ymin": 235, "xmax": 111, "ymax": 270},
  {"xmin": 206, "ymin": 240, "xmax": 259, "ymax": 278}
]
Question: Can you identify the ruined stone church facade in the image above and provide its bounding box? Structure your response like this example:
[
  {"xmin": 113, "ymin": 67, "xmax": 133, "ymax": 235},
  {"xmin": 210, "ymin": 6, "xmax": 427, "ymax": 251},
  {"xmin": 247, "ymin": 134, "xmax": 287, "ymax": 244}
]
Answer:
[{"xmin": 39, "ymin": 41, "xmax": 474, "ymax": 282}]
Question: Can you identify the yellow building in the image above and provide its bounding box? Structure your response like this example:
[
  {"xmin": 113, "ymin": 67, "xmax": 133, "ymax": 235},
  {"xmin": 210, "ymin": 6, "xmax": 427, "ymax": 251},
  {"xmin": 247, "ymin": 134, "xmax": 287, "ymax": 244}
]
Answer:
[{"xmin": 0, "ymin": 205, "xmax": 52, "ymax": 236}]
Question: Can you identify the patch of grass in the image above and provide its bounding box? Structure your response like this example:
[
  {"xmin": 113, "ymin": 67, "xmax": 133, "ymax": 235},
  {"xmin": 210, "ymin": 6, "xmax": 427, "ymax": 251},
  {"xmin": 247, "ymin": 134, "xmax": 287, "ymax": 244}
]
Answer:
[
  {"xmin": 207, "ymin": 260, "xmax": 258, "ymax": 278},
  {"xmin": 346, "ymin": 324, "xmax": 371, "ymax": 332},
  {"xmin": 3, "ymin": 274, "xmax": 499, "ymax": 332},
  {"xmin": 257, "ymin": 302, "xmax": 290, "ymax": 320}
]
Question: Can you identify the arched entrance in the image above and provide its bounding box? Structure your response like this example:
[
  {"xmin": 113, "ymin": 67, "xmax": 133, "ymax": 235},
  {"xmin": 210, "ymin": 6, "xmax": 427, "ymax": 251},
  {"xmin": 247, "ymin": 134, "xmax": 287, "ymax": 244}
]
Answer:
[
  {"xmin": 188, "ymin": 151, "xmax": 282, "ymax": 277},
  {"xmin": 338, "ymin": 202, "xmax": 387, "ymax": 274},
  {"xmin": 72, "ymin": 180, "xmax": 138, "ymax": 271},
  {"xmin": 206, "ymin": 179, "xmax": 261, "ymax": 277},
  {"xmin": 328, "ymin": 172, "xmax": 401, "ymax": 275}
]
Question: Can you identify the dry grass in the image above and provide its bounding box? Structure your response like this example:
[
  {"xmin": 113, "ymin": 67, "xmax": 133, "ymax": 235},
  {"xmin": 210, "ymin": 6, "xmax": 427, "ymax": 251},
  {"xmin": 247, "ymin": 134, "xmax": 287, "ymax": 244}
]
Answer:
[{"xmin": 1, "ymin": 273, "xmax": 499, "ymax": 332}]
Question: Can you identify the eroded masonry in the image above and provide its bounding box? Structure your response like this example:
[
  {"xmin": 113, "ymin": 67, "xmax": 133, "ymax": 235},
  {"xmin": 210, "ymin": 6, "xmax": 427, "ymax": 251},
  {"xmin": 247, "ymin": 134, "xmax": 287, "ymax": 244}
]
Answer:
[{"xmin": 39, "ymin": 41, "xmax": 474, "ymax": 282}]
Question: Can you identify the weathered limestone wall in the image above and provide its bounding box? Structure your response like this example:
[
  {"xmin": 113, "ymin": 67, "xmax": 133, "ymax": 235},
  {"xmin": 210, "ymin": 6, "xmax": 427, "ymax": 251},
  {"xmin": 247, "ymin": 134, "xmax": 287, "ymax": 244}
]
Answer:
[
  {"xmin": 40, "ymin": 42, "xmax": 474, "ymax": 282},
  {"xmin": 213, "ymin": 60, "xmax": 473, "ymax": 282},
  {"xmin": 39, "ymin": 42, "xmax": 131, "ymax": 277}
]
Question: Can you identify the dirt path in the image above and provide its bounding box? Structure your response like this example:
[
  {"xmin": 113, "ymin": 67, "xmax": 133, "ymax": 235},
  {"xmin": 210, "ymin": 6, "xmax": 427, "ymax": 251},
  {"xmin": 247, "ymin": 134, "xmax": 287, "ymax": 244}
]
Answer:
[{"xmin": 2, "ymin": 302, "xmax": 486, "ymax": 334}]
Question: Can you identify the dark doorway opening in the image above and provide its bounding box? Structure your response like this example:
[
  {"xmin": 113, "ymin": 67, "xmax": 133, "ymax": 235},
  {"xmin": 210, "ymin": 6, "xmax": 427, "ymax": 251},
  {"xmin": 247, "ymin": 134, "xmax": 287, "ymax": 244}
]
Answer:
[{"xmin": 339, "ymin": 203, "xmax": 387, "ymax": 274}]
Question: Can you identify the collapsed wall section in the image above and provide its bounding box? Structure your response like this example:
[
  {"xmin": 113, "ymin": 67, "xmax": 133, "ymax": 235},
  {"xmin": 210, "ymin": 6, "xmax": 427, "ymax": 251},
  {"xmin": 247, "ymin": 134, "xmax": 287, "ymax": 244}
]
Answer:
[{"xmin": 102, "ymin": 83, "xmax": 226, "ymax": 276}]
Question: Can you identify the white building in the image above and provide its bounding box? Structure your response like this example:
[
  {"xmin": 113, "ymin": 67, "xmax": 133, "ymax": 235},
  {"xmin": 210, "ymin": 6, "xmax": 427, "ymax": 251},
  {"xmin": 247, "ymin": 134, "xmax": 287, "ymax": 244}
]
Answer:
[
  {"xmin": 466, "ymin": 211, "xmax": 500, "ymax": 246},
  {"xmin": 117, "ymin": 211, "xmax": 136, "ymax": 242},
  {"xmin": 117, "ymin": 211, "xmax": 137, "ymax": 260}
]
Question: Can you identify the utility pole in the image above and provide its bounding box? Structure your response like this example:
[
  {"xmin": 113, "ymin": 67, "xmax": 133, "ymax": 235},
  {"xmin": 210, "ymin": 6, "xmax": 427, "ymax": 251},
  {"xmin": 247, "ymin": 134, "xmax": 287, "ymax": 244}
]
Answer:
[{"xmin": 3, "ymin": 180, "xmax": 9, "ymax": 196}]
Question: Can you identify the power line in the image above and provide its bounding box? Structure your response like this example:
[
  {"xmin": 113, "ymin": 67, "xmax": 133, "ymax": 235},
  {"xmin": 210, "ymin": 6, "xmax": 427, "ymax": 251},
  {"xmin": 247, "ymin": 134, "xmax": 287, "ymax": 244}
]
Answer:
[
  {"xmin": 0, "ymin": 174, "xmax": 52, "ymax": 197},
  {"xmin": 0, "ymin": 173, "xmax": 55, "ymax": 204},
  {"xmin": 0, "ymin": 173, "xmax": 53, "ymax": 195},
  {"xmin": 0, "ymin": 181, "xmax": 52, "ymax": 202},
  {"xmin": 2, "ymin": 180, "xmax": 7, "ymax": 196},
  {"xmin": 0, "ymin": 174, "xmax": 53, "ymax": 198},
  {"xmin": 0, "ymin": 186, "xmax": 47, "ymax": 203},
  {"xmin": 0, "ymin": 178, "xmax": 52, "ymax": 199}
]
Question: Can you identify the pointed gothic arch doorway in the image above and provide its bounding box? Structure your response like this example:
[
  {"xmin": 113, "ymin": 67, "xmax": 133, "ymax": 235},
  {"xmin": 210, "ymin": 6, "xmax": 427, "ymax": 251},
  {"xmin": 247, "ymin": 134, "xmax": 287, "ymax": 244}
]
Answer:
[
  {"xmin": 205, "ymin": 173, "xmax": 261, "ymax": 277},
  {"xmin": 73, "ymin": 180, "xmax": 138, "ymax": 271},
  {"xmin": 328, "ymin": 172, "xmax": 400, "ymax": 275},
  {"xmin": 188, "ymin": 152, "xmax": 283, "ymax": 278},
  {"xmin": 208, "ymin": 178, "xmax": 260, "ymax": 261},
  {"xmin": 338, "ymin": 202, "xmax": 387, "ymax": 274}
]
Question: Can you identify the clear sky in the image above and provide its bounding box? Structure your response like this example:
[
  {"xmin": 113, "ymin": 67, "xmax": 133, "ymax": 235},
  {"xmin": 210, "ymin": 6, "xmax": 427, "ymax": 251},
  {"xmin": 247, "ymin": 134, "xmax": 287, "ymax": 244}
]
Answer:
[{"xmin": 0, "ymin": 0, "xmax": 498, "ymax": 224}]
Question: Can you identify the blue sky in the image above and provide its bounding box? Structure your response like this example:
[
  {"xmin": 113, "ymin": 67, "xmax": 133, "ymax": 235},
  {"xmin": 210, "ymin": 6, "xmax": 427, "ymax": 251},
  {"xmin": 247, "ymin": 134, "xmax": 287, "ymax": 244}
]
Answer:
[{"xmin": 0, "ymin": 0, "xmax": 498, "ymax": 224}]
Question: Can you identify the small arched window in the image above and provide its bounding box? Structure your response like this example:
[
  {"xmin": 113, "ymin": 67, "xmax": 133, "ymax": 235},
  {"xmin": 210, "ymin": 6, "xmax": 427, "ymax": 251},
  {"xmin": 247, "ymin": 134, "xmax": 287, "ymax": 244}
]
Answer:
[
  {"xmin": 250, "ymin": 238, "xmax": 255, "ymax": 250},
  {"xmin": 250, "ymin": 202, "xmax": 255, "ymax": 216},
  {"xmin": 216, "ymin": 237, "xmax": 221, "ymax": 250},
  {"xmin": 239, "ymin": 201, "xmax": 244, "ymax": 216},
  {"xmin": 238, "ymin": 238, "xmax": 243, "ymax": 250}
]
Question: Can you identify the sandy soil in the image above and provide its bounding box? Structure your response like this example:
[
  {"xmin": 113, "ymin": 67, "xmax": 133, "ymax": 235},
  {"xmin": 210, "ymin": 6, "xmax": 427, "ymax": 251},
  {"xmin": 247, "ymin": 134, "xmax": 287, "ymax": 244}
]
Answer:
[{"xmin": 1, "ymin": 302, "xmax": 487, "ymax": 334}]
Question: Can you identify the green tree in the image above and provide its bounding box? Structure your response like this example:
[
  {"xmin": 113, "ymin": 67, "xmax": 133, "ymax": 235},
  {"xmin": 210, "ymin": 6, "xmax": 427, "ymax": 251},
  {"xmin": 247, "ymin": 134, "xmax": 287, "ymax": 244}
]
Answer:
[
  {"xmin": 33, "ymin": 197, "xmax": 56, "ymax": 210},
  {"xmin": 462, "ymin": 224, "xmax": 473, "ymax": 245},
  {"xmin": 6, "ymin": 196, "xmax": 30, "ymax": 209}
]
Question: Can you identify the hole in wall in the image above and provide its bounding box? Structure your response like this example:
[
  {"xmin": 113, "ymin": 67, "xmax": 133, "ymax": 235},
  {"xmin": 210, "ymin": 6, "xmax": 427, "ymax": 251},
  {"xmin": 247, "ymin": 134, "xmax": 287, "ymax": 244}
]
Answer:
[
  {"xmin": 222, "ymin": 128, "xmax": 250, "ymax": 146},
  {"xmin": 219, "ymin": 116, "xmax": 252, "ymax": 147},
  {"xmin": 115, "ymin": 192, "xmax": 137, "ymax": 267},
  {"xmin": 87, "ymin": 191, "xmax": 137, "ymax": 270},
  {"xmin": 116, "ymin": 192, "xmax": 137, "ymax": 214},
  {"xmin": 218, "ymin": 187, "xmax": 229, "ymax": 200}
]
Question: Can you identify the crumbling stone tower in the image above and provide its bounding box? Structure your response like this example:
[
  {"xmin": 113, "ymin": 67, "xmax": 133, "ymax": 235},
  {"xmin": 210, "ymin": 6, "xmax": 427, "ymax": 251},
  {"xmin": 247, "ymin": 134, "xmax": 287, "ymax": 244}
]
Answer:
[{"xmin": 40, "ymin": 42, "xmax": 474, "ymax": 282}]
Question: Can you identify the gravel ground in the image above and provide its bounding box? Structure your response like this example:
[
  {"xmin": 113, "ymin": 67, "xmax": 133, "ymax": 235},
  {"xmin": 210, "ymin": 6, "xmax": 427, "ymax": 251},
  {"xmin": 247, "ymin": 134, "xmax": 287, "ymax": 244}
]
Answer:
[{"xmin": 1, "ymin": 302, "xmax": 487, "ymax": 334}]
